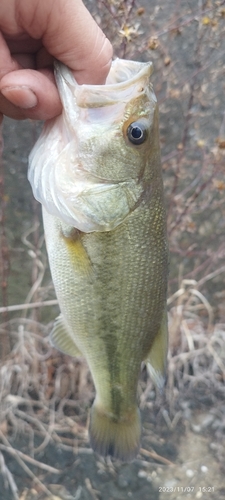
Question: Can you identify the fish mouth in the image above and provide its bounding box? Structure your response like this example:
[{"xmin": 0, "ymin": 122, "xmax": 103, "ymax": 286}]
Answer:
[
  {"xmin": 56, "ymin": 58, "xmax": 153, "ymax": 86},
  {"xmin": 106, "ymin": 58, "xmax": 153, "ymax": 86},
  {"xmin": 55, "ymin": 58, "xmax": 154, "ymax": 109}
]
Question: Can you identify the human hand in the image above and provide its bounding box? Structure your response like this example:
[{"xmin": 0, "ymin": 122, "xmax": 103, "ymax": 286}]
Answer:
[{"xmin": 0, "ymin": 0, "xmax": 112, "ymax": 121}]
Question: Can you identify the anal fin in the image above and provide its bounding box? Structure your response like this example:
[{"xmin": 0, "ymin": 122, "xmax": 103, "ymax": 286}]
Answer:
[
  {"xmin": 50, "ymin": 314, "xmax": 83, "ymax": 358},
  {"xmin": 145, "ymin": 308, "xmax": 168, "ymax": 392}
]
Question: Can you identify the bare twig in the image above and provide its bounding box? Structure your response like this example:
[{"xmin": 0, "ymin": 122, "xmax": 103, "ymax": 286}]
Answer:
[
  {"xmin": 0, "ymin": 444, "xmax": 60, "ymax": 474},
  {"xmin": 0, "ymin": 431, "xmax": 54, "ymax": 497},
  {"xmin": 140, "ymin": 448, "xmax": 175, "ymax": 466},
  {"xmin": 85, "ymin": 478, "xmax": 100, "ymax": 500},
  {"xmin": 0, "ymin": 451, "xmax": 19, "ymax": 500},
  {"xmin": 0, "ymin": 299, "xmax": 58, "ymax": 314}
]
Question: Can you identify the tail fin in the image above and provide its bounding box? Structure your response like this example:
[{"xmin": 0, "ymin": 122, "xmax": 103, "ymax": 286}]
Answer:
[{"xmin": 89, "ymin": 403, "xmax": 141, "ymax": 461}]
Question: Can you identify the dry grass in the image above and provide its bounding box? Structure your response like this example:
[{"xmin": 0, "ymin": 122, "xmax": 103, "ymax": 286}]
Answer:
[{"xmin": 0, "ymin": 317, "xmax": 94, "ymax": 498}]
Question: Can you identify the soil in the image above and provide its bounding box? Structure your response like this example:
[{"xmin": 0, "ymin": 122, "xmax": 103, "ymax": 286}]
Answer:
[{"xmin": 1, "ymin": 404, "xmax": 225, "ymax": 500}]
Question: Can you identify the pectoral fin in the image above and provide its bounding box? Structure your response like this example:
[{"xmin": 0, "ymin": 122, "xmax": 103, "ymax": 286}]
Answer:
[
  {"xmin": 62, "ymin": 227, "xmax": 92, "ymax": 277},
  {"xmin": 145, "ymin": 309, "xmax": 168, "ymax": 391},
  {"xmin": 50, "ymin": 314, "xmax": 83, "ymax": 358}
]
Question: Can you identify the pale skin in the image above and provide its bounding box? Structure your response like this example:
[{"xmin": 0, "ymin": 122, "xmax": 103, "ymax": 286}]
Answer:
[{"xmin": 0, "ymin": 0, "xmax": 113, "ymax": 121}]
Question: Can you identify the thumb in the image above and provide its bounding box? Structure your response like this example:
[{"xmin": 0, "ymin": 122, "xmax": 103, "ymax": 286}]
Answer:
[{"xmin": 21, "ymin": 0, "xmax": 113, "ymax": 85}]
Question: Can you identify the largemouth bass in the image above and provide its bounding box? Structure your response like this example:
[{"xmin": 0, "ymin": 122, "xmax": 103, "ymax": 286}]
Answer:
[{"xmin": 28, "ymin": 58, "xmax": 168, "ymax": 461}]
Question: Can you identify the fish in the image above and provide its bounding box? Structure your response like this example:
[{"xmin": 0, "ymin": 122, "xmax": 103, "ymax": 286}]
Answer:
[{"xmin": 28, "ymin": 58, "xmax": 168, "ymax": 461}]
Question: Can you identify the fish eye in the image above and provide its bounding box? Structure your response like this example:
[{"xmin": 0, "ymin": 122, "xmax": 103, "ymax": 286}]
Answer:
[{"xmin": 127, "ymin": 121, "xmax": 147, "ymax": 145}]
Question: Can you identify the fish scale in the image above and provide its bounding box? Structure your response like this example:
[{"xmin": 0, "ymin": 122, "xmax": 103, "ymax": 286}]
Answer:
[{"xmin": 29, "ymin": 58, "xmax": 168, "ymax": 461}]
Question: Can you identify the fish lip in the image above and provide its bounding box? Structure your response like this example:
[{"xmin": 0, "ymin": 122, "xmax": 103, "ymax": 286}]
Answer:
[
  {"xmin": 54, "ymin": 58, "xmax": 155, "ymax": 108},
  {"xmin": 55, "ymin": 58, "xmax": 153, "ymax": 90}
]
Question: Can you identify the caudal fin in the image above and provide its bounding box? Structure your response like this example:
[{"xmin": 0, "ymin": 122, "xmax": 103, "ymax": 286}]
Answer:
[{"xmin": 89, "ymin": 403, "xmax": 141, "ymax": 461}]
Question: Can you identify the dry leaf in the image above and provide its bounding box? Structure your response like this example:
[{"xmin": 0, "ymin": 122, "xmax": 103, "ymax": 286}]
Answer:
[{"xmin": 148, "ymin": 37, "xmax": 159, "ymax": 49}]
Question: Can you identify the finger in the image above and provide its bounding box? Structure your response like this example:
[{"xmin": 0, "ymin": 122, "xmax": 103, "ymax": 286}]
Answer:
[
  {"xmin": 0, "ymin": 32, "xmax": 60, "ymax": 119},
  {"xmin": 0, "ymin": 32, "xmax": 20, "ymax": 77},
  {"xmin": 0, "ymin": 68, "xmax": 62, "ymax": 120},
  {"xmin": 18, "ymin": 0, "xmax": 113, "ymax": 85},
  {"xmin": 12, "ymin": 53, "xmax": 36, "ymax": 69}
]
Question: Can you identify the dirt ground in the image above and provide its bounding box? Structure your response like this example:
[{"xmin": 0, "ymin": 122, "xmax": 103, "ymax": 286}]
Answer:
[
  {"xmin": 1, "ymin": 0, "xmax": 225, "ymax": 499},
  {"xmin": 1, "ymin": 384, "xmax": 225, "ymax": 500}
]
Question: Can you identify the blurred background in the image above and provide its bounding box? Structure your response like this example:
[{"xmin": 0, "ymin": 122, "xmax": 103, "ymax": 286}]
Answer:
[{"xmin": 0, "ymin": 1, "xmax": 225, "ymax": 499}]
